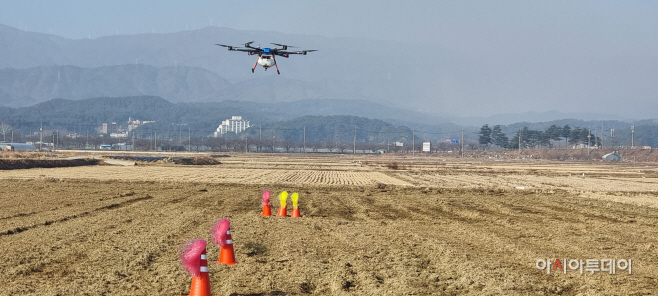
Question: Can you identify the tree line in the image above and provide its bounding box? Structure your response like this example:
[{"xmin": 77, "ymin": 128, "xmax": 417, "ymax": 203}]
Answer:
[{"xmin": 478, "ymin": 124, "xmax": 604, "ymax": 149}]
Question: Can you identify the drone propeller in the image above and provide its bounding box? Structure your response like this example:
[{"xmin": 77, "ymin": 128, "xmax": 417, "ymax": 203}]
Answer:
[
  {"xmin": 244, "ymin": 41, "xmax": 260, "ymax": 49},
  {"xmin": 215, "ymin": 44, "xmax": 234, "ymax": 50},
  {"xmin": 272, "ymin": 43, "xmax": 297, "ymax": 50}
]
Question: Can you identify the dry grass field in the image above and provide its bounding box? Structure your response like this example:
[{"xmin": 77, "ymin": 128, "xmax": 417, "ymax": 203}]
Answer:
[{"xmin": 1, "ymin": 152, "xmax": 657, "ymax": 295}]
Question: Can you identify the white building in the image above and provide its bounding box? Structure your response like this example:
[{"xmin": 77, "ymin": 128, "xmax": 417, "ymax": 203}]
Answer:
[
  {"xmin": 127, "ymin": 117, "xmax": 155, "ymax": 132},
  {"xmin": 214, "ymin": 116, "xmax": 251, "ymax": 137}
]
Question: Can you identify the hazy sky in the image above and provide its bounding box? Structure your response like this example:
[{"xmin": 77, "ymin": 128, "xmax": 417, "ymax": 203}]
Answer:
[
  {"xmin": 3, "ymin": 1, "xmax": 656, "ymax": 49},
  {"xmin": 2, "ymin": 1, "xmax": 658, "ymax": 119}
]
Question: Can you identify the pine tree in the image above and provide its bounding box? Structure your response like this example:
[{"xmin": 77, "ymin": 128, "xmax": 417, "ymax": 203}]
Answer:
[
  {"xmin": 492, "ymin": 125, "xmax": 508, "ymax": 148},
  {"xmin": 562, "ymin": 125, "xmax": 571, "ymax": 147},
  {"xmin": 478, "ymin": 124, "xmax": 493, "ymax": 147}
]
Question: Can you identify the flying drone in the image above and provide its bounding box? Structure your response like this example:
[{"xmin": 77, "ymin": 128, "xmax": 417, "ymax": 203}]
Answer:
[{"xmin": 216, "ymin": 42, "xmax": 317, "ymax": 74}]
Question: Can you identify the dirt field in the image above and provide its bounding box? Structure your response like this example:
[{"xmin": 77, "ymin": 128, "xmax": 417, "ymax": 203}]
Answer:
[{"xmin": 1, "ymin": 153, "xmax": 657, "ymax": 295}]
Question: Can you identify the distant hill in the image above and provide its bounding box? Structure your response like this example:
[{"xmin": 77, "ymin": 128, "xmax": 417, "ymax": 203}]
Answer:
[
  {"xmin": 0, "ymin": 64, "xmax": 425, "ymax": 110},
  {"xmin": 0, "ymin": 24, "xmax": 436, "ymax": 112},
  {"xmin": 244, "ymin": 115, "xmax": 415, "ymax": 143},
  {"xmin": 1, "ymin": 96, "xmax": 657, "ymax": 146},
  {"xmin": 0, "ymin": 96, "xmax": 450, "ymax": 137},
  {"xmin": 0, "ymin": 65, "xmax": 231, "ymax": 107}
]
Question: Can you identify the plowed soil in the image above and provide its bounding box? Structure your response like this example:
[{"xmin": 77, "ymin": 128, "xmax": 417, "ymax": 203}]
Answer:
[{"xmin": 0, "ymin": 153, "xmax": 657, "ymax": 295}]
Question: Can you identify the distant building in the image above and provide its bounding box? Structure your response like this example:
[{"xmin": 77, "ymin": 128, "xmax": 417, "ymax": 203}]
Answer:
[
  {"xmin": 114, "ymin": 143, "xmax": 133, "ymax": 150},
  {"xmin": 214, "ymin": 116, "xmax": 251, "ymax": 137},
  {"xmin": 0, "ymin": 143, "xmax": 37, "ymax": 152},
  {"xmin": 110, "ymin": 132, "xmax": 129, "ymax": 138},
  {"xmin": 102, "ymin": 122, "xmax": 118, "ymax": 134},
  {"xmin": 127, "ymin": 117, "xmax": 155, "ymax": 132}
]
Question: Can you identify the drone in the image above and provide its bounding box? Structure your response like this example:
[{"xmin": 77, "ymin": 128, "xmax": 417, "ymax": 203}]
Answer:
[{"xmin": 216, "ymin": 42, "xmax": 317, "ymax": 74}]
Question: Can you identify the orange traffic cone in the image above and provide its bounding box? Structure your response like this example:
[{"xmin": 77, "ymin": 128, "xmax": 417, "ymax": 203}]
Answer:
[
  {"xmin": 290, "ymin": 192, "xmax": 302, "ymax": 218},
  {"xmin": 262, "ymin": 204, "xmax": 272, "ymax": 216},
  {"xmin": 188, "ymin": 250, "xmax": 211, "ymax": 296},
  {"xmin": 218, "ymin": 228, "xmax": 237, "ymax": 265},
  {"xmin": 277, "ymin": 205, "xmax": 287, "ymax": 217},
  {"xmin": 291, "ymin": 207, "xmax": 301, "ymax": 218},
  {"xmin": 212, "ymin": 219, "xmax": 237, "ymax": 265},
  {"xmin": 276, "ymin": 191, "xmax": 288, "ymax": 217},
  {"xmin": 180, "ymin": 239, "xmax": 211, "ymax": 296},
  {"xmin": 261, "ymin": 190, "xmax": 272, "ymax": 217},
  {"xmin": 291, "ymin": 192, "xmax": 301, "ymax": 218}
]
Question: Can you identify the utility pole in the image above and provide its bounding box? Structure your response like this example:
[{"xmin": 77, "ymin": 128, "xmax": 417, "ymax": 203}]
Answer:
[
  {"xmin": 179, "ymin": 124, "xmax": 182, "ymax": 145},
  {"xmin": 303, "ymin": 125, "xmax": 306, "ymax": 153},
  {"xmin": 412, "ymin": 130, "xmax": 415, "ymax": 157},
  {"xmin": 631, "ymin": 126, "xmax": 635, "ymax": 148},
  {"xmin": 518, "ymin": 129, "xmax": 521, "ymax": 152},
  {"xmin": 353, "ymin": 125, "xmax": 356, "ymax": 154},
  {"xmin": 587, "ymin": 128, "xmax": 591, "ymax": 154},
  {"xmin": 39, "ymin": 121, "xmax": 43, "ymax": 151},
  {"xmin": 461, "ymin": 129, "xmax": 464, "ymax": 158}
]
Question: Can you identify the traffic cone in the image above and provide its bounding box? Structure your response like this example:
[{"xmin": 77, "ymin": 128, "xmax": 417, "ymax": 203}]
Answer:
[
  {"xmin": 188, "ymin": 250, "xmax": 211, "ymax": 296},
  {"xmin": 291, "ymin": 207, "xmax": 301, "ymax": 218},
  {"xmin": 261, "ymin": 190, "xmax": 272, "ymax": 217},
  {"xmin": 180, "ymin": 239, "xmax": 211, "ymax": 296},
  {"xmin": 277, "ymin": 191, "xmax": 288, "ymax": 217},
  {"xmin": 262, "ymin": 204, "xmax": 272, "ymax": 216},
  {"xmin": 212, "ymin": 219, "xmax": 237, "ymax": 265},
  {"xmin": 276, "ymin": 205, "xmax": 287, "ymax": 216},
  {"xmin": 291, "ymin": 192, "xmax": 301, "ymax": 218}
]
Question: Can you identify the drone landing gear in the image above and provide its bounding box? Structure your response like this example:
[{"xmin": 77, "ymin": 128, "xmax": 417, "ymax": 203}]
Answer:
[
  {"xmin": 272, "ymin": 55, "xmax": 280, "ymax": 75},
  {"xmin": 251, "ymin": 61, "xmax": 258, "ymax": 73}
]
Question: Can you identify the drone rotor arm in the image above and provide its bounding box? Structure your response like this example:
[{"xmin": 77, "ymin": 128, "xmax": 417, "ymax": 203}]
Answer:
[
  {"xmin": 215, "ymin": 44, "xmax": 235, "ymax": 50},
  {"xmin": 280, "ymin": 49, "xmax": 317, "ymax": 55},
  {"xmin": 272, "ymin": 43, "xmax": 297, "ymax": 50},
  {"xmin": 244, "ymin": 41, "xmax": 261, "ymax": 49}
]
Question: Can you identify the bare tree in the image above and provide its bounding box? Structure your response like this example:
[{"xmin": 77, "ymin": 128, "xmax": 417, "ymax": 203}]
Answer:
[
  {"xmin": 0, "ymin": 123, "xmax": 11, "ymax": 142},
  {"xmin": 246, "ymin": 137, "xmax": 257, "ymax": 152},
  {"xmin": 309, "ymin": 142, "xmax": 321, "ymax": 153},
  {"xmin": 336, "ymin": 142, "xmax": 349, "ymax": 153},
  {"xmin": 282, "ymin": 140, "xmax": 295, "ymax": 153},
  {"xmin": 229, "ymin": 138, "xmax": 242, "ymax": 152},
  {"xmin": 324, "ymin": 140, "xmax": 336, "ymax": 153}
]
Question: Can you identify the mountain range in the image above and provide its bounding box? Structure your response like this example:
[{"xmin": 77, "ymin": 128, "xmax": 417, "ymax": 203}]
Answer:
[
  {"xmin": 0, "ymin": 24, "xmax": 427, "ymax": 111},
  {"xmin": 0, "ymin": 23, "xmax": 649, "ymax": 127}
]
